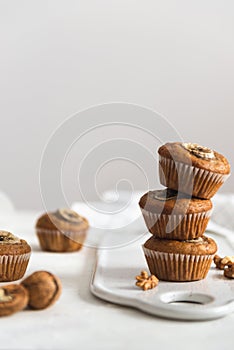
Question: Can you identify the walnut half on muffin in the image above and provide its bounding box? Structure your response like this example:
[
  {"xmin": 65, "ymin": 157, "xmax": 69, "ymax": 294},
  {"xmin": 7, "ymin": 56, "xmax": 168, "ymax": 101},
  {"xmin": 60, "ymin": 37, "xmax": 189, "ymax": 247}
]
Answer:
[{"xmin": 36, "ymin": 208, "xmax": 89, "ymax": 253}]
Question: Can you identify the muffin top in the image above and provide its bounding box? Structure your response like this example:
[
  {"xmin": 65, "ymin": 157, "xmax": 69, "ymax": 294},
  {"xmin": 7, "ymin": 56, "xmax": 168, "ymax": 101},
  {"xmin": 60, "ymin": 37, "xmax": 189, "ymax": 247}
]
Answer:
[
  {"xmin": 0, "ymin": 231, "xmax": 31, "ymax": 255},
  {"xmin": 139, "ymin": 189, "xmax": 212, "ymax": 214},
  {"xmin": 144, "ymin": 235, "xmax": 217, "ymax": 255},
  {"xmin": 36, "ymin": 208, "xmax": 89, "ymax": 232},
  {"xmin": 158, "ymin": 142, "xmax": 230, "ymax": 174}
]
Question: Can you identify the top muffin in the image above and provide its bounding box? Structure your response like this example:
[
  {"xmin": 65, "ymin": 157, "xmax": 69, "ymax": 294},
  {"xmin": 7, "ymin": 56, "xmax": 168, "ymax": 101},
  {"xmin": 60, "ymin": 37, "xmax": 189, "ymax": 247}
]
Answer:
[
  {"xmin": 158, "ymin": 142, "xmax": 230, "ymax": 199},
  {"xmin": 158, "ymin": 142, "xmax": 230, "ymax": 174}
]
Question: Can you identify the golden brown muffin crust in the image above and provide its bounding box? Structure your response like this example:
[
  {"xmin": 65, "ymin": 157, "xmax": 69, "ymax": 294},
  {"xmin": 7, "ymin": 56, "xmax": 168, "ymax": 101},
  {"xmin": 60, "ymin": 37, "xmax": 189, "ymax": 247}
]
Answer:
[
  {"xmin": 144, "ymin": 235, "xmax": 217, "ymax": 255},
  {"xmin": 0, "ymin": 231, "xmax": 31, "ymax": 256},
  {"xmin": 0, "ymin": 240, "xmax": 31, "ymax": 255},
  {"xmin": 158, "ymin": 142, "xmax": 230, "ymax": 174},
  {"xmin": 36, "ymin": 209, "xmax": 89, "ymax": 232},
  {"xmin": 139, "ymin": 189, "xmax": 212, "ymax": 214}
]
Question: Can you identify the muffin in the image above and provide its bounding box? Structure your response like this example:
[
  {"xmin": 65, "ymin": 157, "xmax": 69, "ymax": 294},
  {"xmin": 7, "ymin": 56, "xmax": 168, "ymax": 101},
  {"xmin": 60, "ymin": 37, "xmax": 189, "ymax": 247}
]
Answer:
[
  {"xmin": 36, "ymin": 208, "xmax": 89, "ymax": 252},
  {"xmin": 139, "ymin": 189, "xmax": 212, "ymax": 240},
  {"xmin": 143, "ymin": 235, "xmax": 217, "ymax": 281},
  {"xmin": 158, "ymin": 142, "xmax": 230, "ymax": 199},
  {"xmin": 0, "ymin": 231, "xmax": 31, "ymax": 282}
]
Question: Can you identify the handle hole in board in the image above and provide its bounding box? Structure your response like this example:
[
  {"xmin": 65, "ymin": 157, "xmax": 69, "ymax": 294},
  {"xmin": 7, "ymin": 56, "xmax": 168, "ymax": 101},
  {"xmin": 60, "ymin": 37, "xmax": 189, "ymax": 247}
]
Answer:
[
  {"xmin": 160, "ymin": 292, "xmax": 214, "ymax": 306},
  {"xmin": 169, "ymin": 300, "xmax": 203, "ymax": 305}
]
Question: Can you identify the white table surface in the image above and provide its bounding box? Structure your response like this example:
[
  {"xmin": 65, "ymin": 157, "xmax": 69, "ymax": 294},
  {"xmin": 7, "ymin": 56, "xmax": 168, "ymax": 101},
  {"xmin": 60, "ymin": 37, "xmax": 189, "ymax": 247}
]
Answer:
[{"xmin": 0, "ymin": 210, "xmax": 233, "ymax": 350}]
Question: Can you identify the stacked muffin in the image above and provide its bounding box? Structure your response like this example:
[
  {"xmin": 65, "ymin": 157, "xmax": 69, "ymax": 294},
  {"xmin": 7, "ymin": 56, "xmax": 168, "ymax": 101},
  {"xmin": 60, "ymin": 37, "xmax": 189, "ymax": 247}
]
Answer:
[{"xmin": 139, "ymin": 142, "xmax": 230, "ymax": 282}]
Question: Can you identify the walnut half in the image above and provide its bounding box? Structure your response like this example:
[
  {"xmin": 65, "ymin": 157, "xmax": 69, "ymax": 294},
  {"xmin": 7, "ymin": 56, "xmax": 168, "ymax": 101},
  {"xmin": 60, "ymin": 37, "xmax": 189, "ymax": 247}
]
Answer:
[
  {"xmin": 0, "ymin": 285, "xmax": 28, "ymax": 317},
  {"xmin": 21, "ymin": 271, "xmax": 62, "ymax": 310},
  {"xmin": 135, "ymin": 270, "xmax": 159, "ymax": 291}
]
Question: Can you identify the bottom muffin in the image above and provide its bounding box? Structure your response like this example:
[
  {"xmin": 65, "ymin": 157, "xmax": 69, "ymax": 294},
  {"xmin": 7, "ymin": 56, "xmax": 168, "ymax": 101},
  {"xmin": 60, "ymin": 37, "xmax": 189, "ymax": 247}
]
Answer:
[{"xmin": 143, "ymin": 235, "xmax": 217, "ymax": 282}]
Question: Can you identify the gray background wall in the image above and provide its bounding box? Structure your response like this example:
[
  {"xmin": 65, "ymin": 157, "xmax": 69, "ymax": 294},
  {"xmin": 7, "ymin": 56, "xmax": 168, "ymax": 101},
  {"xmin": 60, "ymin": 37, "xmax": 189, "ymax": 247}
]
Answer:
[{"xmin": 0, "ymin": 0, "xmax": 233, "ymax": 210}]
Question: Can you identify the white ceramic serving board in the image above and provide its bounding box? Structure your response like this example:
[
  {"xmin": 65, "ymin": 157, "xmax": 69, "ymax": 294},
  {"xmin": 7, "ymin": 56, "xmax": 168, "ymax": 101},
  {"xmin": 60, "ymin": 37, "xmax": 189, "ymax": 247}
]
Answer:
[{"xmin": 91, "ymin": 231, "xmax": 234, "ymax": 321}]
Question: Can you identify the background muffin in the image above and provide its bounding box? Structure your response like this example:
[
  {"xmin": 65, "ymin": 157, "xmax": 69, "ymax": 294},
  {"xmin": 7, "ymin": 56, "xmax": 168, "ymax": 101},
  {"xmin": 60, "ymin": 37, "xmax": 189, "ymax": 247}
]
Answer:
[
  {"xmin": 143, "ymin": 235, "xmax": 217, "ymax": 282},
  {"xmin": 0, "ymin": 231, "xmax": 31, "ymax": 282},
  {"xmin": 36, "ymin": 208, "xmax": 89, "ymax": 252},
  {"xmin": 139, "ymin": 189, "xmax": 212, "ymax": 240},
  {"xmin": 158, "ymin": 142, "xmax": 230, "ymax": 199}
]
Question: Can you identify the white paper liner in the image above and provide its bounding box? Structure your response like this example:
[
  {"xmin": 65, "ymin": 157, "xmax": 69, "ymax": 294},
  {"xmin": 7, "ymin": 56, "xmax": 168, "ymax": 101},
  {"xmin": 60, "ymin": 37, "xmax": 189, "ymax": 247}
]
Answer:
[
  {"xmin": 143, "ymin": 246, "xmax": 214, "ymax": 281},
  {"xmin": 159, "ymin": 155, "xmax": 230, "ymax": 199},
  {"xmin": 36, "ymin": 228, "xmax": 86, "ymax": 239},
  {"xmin": 36, "ymin": 228, "xmax": 87, "ymax": 251},
  {"xmin": 0, "ymin": 252, "xmax": 31, "ymax": 282},
  {"xmin": 141, "ymin": 208, "xmax": 212, "ymax": 239}
]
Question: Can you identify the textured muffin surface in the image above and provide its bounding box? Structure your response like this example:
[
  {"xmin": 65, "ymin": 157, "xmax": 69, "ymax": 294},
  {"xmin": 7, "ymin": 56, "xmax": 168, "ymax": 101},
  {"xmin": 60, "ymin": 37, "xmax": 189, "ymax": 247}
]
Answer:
[
  {"xmin": 36, "ymin": 209, "xmax": 89, "ymax": 232},
  {"xmin": 158, "ymin": 142, "xmax": 230, "ymax": 174},
  {"xmin": 0, "ymin": 231, "xmax": 31, "ymax": 255},
  {"xmin": 144, "ymin": 235, "xmax": 217, "ymax": 255},
  {"xmin": 139, "ymin": 189, "xmax": 212, "ymax": 215}
]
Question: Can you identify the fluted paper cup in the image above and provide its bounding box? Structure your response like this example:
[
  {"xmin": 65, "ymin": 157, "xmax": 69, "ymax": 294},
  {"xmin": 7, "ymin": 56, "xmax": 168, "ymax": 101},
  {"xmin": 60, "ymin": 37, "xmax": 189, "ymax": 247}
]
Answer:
[
  {"xmin": 0, "ymin": 252, "xmax": 31, "ymax": 282},
  {"xmin": 36, "ymin": 228, "xmax": 87, "ymax": 252},
  {"xmin": 141, "ymin": 208, "xmax": 212, "ymax": 240},
  {"xmin": 159, "ymin": 155, "xmax": 230, "ymax": 199},
  {"xmin": 143, "ymin": 246, "xmax": 213, "ymax": 282}
]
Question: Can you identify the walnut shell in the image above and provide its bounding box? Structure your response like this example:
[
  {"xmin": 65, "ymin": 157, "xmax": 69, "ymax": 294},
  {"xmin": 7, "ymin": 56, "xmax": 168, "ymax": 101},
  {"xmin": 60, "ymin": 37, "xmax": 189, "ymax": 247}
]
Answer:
[
  {"xmin": 0, "ymin": 284, "xmax": 28, "ymax": 316},
  {"xmin": 21, "ymin": 271, "xmax": 62, "ymax": 310}
]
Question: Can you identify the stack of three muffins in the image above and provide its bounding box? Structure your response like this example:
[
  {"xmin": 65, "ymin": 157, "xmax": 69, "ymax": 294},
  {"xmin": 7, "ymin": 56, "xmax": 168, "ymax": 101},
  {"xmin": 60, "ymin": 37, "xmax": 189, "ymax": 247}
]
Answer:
[{"xmin": 139, "ymin": 142, "xmax": 230, "ymax": 282}]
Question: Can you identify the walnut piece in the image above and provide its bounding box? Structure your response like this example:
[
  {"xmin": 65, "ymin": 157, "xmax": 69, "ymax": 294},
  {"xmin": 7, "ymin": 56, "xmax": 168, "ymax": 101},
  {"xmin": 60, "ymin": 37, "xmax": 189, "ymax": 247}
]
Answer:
[
  {"xmin": 0, "ymin": 285, "xmax": 28, "ymax": 317},
  {"xmin": 213, "ymin": 255, "xmax": 234, "ymax": 270},
  {"xmin": 0, "ymin": 288, "xmax": 12, "ymax": 302},
  {"xmin": 57, "ymin": 208, "xmax": 82, "ymax": 223},
  {"xmin": 224, "ymin": 264, "xmax": 234, "ymax": 279},
  {"xmin": 21, "ymin": 271, "xmax": 62, "ymax": 310},
  {"xmin": 0, "ymin": 230, "xmax": 21, "ymax": 244},
  {"xmin": 135, "ymin": 270, "xmax": 159, "ymax": 291},
  {"xmin": 182, "ymin": 143, "xmax": 215, "ymax": 159}
]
